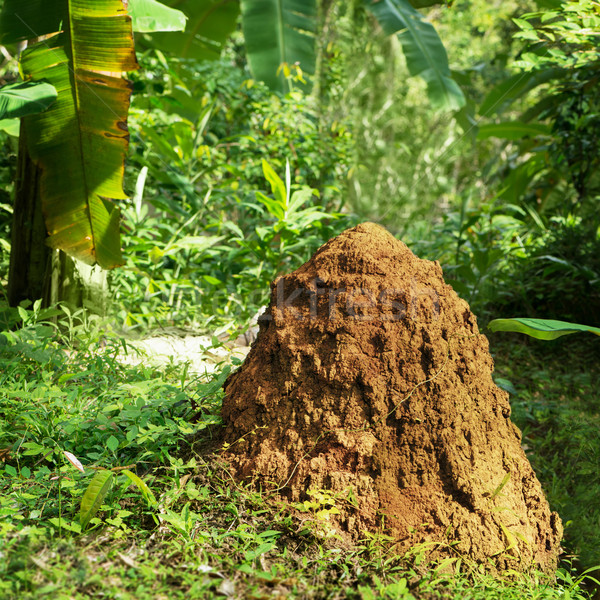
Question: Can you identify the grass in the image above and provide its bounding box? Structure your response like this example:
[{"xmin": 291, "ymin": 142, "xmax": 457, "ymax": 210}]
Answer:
[
  {"xmin": 490, "ymin": 332, "xmax": 600, "ymax": 575},
  {"xmin": 1, "ymin": 305, "xmax": 599, "ymax": 599}
]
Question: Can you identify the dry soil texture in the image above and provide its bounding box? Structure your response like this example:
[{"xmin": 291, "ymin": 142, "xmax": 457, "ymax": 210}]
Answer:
[{"xmin": 221, "ymin": 222, "xmax": 562, "ymax": 573}]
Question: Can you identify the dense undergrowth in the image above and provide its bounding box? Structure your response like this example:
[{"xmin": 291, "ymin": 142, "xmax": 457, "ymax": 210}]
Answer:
[{"xmin": 0, "ymin": 305, "xmax": 599, "ymax": 599}]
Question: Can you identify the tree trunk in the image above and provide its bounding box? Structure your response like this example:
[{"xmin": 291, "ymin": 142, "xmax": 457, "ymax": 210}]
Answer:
[
  {"xmin": 7, "ymin": 121, "xmax": 49, "ymax": 306},
  {"xmin": 7, "ymin": 122, "xmax": 108, "ymax": 314}
]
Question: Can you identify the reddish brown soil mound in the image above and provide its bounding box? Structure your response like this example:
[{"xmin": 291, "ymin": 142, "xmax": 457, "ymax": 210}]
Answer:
[{"xmin": 221, "ymin": 223, "xmax": 562, "ymax": 573}]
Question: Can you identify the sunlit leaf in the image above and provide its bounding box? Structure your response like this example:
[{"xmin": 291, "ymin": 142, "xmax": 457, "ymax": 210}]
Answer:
[
  {"xmin": 0, "ymin": 118, "xmax": 20, "ymax": 136},
  {"xmin": 80, "ymin": 469, "xmax": 113, "ymax": 529},
  {"xmin": 128, "ymin": 0, "xmax": 187, "ymax": 32},
  {"xmin": 0, "ymin": 0, "xmax": 138, "ymax": 268},
  {"xmin": 121, "ymin": 469, "xmax": 158, "ymax": 506},
  {"xmin": 63, "ymin": 450, "xmax": 85, "ymax": 473},
  {"xmin": 143, "ymin": 0, "xmax": 240, "ymax": 61},
  {"xmin": 488, "ymin": 318, "xmax": 600, "ymax": 340}
]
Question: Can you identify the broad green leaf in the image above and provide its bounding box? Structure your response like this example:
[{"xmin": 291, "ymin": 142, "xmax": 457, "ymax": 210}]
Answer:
[
  {"xmin": 14, "ymin": 0, "xmax": 139, "ymax": 268},
  {"xmin": 106, "ymin": 435, "xmax": 119, "ymax": 452},
  {"xmin": 367, "ymin": 0, "xmax": 465, "ymax": 111},
  {"xmin": 0, "ymin": 118, "xmax": 20, "ymax": 136},
  {"xmin": 143, "ymin": 0, "xmax": 240, "ymax": 61},
  {"xmin": 49, "ymin": 517, "xmax": 82, "ymax": 533},
  {"xmin": 121, "ymin": 469, "xmax": 158, "ymax": 507},
  {"xmin": 128, "ymin": 0, "xmax": 187, "ymax": 32},
  {"xmin": 80, "ymin": 469, "xmax": 113, "ymax": 529},
  {"xmin": 479, "ymin": 67, "xmax": 567, "ymax": 117},
  {"xmin": 488, "ymin": 318, "xmax": 600, "ymax": 340},
  {"xmin": 477, "ymin": 121, "xmax": 551, "ymax": 140},
  {"xmin": 0, "ymin": 81, "xmax": 57, "ymax": 119},
  {"xmin": 240, "ymin": 0, "xmax": 317, "ymax": 93}
]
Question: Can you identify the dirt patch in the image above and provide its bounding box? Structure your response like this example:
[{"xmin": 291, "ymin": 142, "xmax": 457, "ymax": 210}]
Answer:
[{"xmin": 220, "ymin": 222, "xmax": 562, "ymax": 573}]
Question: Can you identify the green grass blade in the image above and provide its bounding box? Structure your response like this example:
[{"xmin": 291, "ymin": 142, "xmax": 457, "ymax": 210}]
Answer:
[
  {"xmin": 488, "ymin": 318, "xmax": 600, "ymax": 340},
  {"xmin": 80, "ymin": 469, "xmax": 113, "ymax": 530}
]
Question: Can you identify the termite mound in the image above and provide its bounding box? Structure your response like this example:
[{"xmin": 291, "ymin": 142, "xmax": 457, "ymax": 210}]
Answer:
[{"xmin": 220, "ymin": 222, "xmax": 562, "ymax": 573}]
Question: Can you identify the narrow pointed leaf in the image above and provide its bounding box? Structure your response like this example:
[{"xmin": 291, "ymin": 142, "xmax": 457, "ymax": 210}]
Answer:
[
  {"xmin": 488, "ymin": 318, "xmax": 600, "ymax": 340},
  {"xmin": 128, "ymin": 0, "xmax": 187, "ymax": 32},
  {"xmin": 80, "ymin": 469, "xmax": 113, "ymax": 529},
  {"xmin": 16, "ymin": 0, "xmax": 138, "ymax": 268},
  {"xmin": 479, "ymin": 67, "xmax": 566, "ymax": 117},
  {"xmin": 367, "ymin": 0, "xmax": 465, "ymax": 111},
  {"xmin": 477, "ymin": 121, "xmax": 550, "ymax": 140},
  {"xmin": 63, "ymin": 450, "xmax": 85, "ymax": 473},
  {"xmin": 241, "ymin": 0, "xmax": 317, "ymax": 92},
  {"xmin": 0, "ymin": 81, "xmax": 57, "ymax": 119},
  {"xmin": 143, "ymin": 0, "xmax": 240, "ymax": 61},
  {"xmin": 262, "ymin": 159, "xmax": 287, "ymax": 207},
  {"xmin": 121, "ymin": 469, "xmax": 158, "ymax": 507}
]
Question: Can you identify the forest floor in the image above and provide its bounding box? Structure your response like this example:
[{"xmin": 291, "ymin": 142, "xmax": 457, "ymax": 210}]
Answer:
[{"xmin": 1, "ymin": 322, "xmax": 599, "ymax": 600}]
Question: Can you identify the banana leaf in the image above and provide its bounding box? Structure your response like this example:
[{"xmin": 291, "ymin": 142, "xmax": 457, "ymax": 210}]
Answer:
[
  {"xmin": 141, "ymin": 0, "xmax": 240, "ymax": 61},
  {"xmin": 367, "ymin": 0, "xmax": 465, "ymax": 112},
  {"xmin": 0, "ymin": 81, "xmax": 57, "ymax": 120},
  {"xmin": 128, "ymin": 0, "xmax": 187, "ymax": 33},
  {"xmin": 0, "ymin": 0, "xmax": 138, "ymax": 268},
  {"xmin": 240, "ymin": 0, "xmax": 317, "ymax": 93}
]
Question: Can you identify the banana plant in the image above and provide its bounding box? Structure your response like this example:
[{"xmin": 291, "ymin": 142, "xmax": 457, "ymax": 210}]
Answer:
[
  {"xmin": 241, "ymin": 0, "xmax": 465, "ymax": 110},
  {"xmin": 0, "ymin": 0, "xmax": 185, "ymax": 272},
  {"xmin": 138, "ymin": 0, "xmax": 240, "ymax": 61},
  {"xmin": 153, "ymin": 0, "xmax": 465, "ymax": 111}
]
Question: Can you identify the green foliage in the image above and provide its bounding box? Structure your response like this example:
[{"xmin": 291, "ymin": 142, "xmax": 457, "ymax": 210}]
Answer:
[
  {"xmin": 241, "ymin": 0, "xmax": 317, "ymax": 93},
  {"xmin": 479, "ymin": 0, "xmax": 600, "ymax": 219},
  {"xmin": 0, "ymin": 300, "xmax": 227, "ymax": 545},
  {"xmin": 0, "ymin": 317, "xmax": 597, "ymax": 598},
  {"xmin": 492, "ymin": 217, "xmax": 600, "ymax": 324},
  {"xmin": 366, "ymin": 0, "xmax": 465, "ymax": 111},
  {"xmin": 128, "ymin": 0, "xmax": 188, "ymax": 33},
  {"xmin": 0, "ymin": 81, "xmax": 56, "ymax": 120},
  {"xmin": 112, "ymin": 53, "xmax": 354, "ymax": 330},
  {"xmin": 79, "ymin": 469, "xmax": 114, "ymax": 530},
  {"xmin": 0, "ymin": 0, "xmax": 139, "ymax": 268},
  {"xmin": 138, "ymin": 0, "xmax": 240, "ymax": 61}
]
